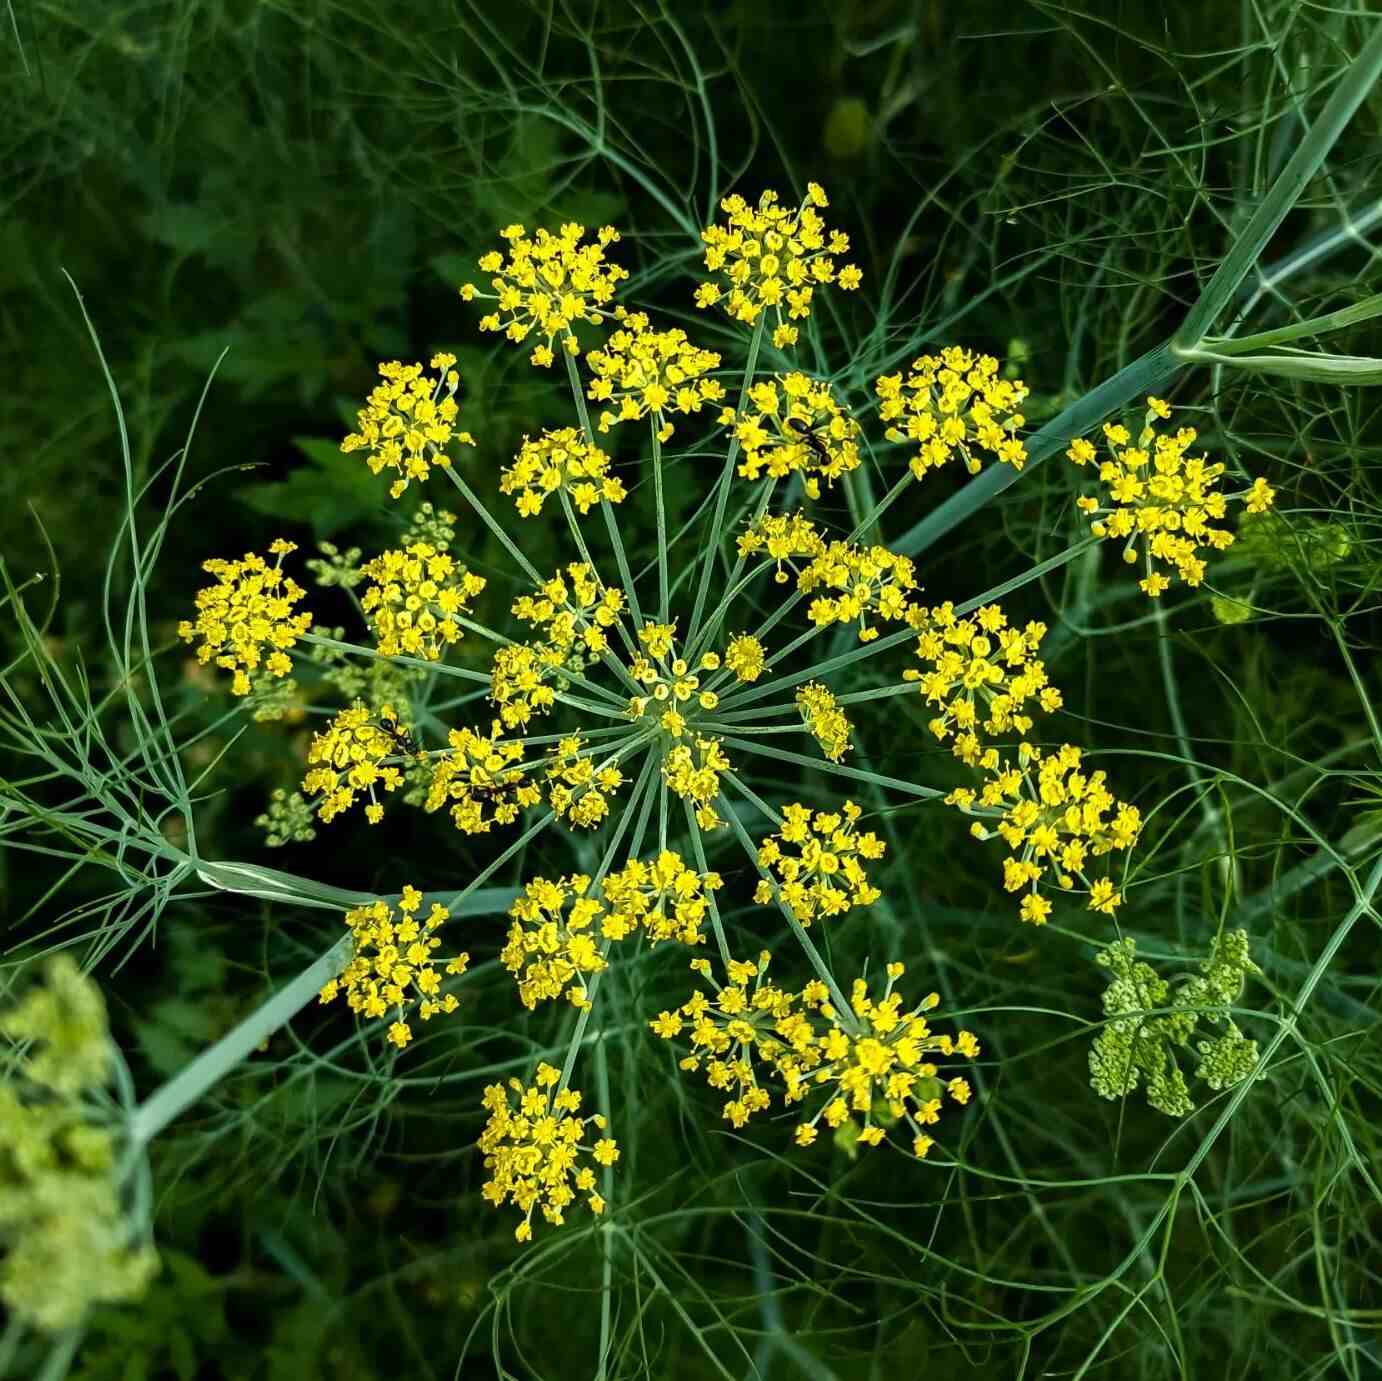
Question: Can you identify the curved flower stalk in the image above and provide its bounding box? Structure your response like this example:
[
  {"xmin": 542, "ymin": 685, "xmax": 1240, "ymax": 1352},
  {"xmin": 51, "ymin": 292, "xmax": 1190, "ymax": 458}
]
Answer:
[{"xmin": 171, "ymin": 184, "xmax": 1279, "ymax": 1240}]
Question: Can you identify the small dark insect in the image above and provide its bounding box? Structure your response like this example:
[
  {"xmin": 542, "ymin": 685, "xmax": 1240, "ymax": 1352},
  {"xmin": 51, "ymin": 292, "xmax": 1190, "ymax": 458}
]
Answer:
[
  {"xmin": 787, "ymin": 415, "xmax": 832, "ymax": 465},
  {"xmin": 379, "ymin": 715, "xmax": 422, "ymax": 758}
]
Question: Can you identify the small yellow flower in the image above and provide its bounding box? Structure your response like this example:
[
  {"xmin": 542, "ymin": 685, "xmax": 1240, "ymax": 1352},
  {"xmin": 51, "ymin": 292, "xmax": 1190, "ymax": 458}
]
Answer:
[
  {"xmin": 302, "ymin": 702, "xmax": 406, "ymax": 824},
  {"xmin": 662, "ymin": 735, "xmax": 732, "ymax": 830},
  {"xmin": 602, "ymin": 851, "xmax": 723, "ymax": 944},
  {"xmin": 501, "ymin": 427, "xmax": 626, "ymax": 518},
  {"xmin": 501, "ymin": 874, "xmax": 609, "ymax": 1010},
  {"xmin": 546, "ymin": 735, "xmax": 627, "ymax": 830},
  {"xmin": 424, "ymin": 720, "xmax": 542, "ymax": 833},
  {"xmin": 947, "ymin": 742, "xmax": 1139, "ymax": 921},
  {"xmin": 360, "ymin": 542, "xmax": 487, "ymax": 661},
  {"xmin": 722, "ymin": 373, "xmax": 862, "ymax": 498},
  {"xmin": 586, "ymin": 309, "xmax": 725, "ymax": 441},
  {"xmin": 724, "ymin": 633, "xmax": 767, "ymax": 683},
  {"xmin": 753, "ymin": 801, "xmax": 885, "ymax": 924},
  {"xmin": 903, "ymin": 601, "xmax": 1062, "ymax": 768},
  {"xmin": 178, "ymin": 541, "xmax": 311, "ymax": 697},
  {"xmin": 479, "ymin": 1065, "xmax": 614, "ymax": 1239},
  {"xmin": 1065, "ymin": 398, "xmax": 1272, "ymax": 598},
  {"xmin": 648, "ymin": 953, "xmax": 801, "ymax": 1127},
  {"xmin": 876, "ymin": 348, "xmax": 1028, "ymax": 479},
  {"xmin": 342, "ymin": 355, "xmax": 475, "ymax": 499},
  {"xmin": 696, "ymin": 185, "xmax": 861, "ymax": 348},
  {"xmin": 795, "ymin": 682, "xmax": 853, "ymax": 762},
  {"xmin": 463, "ymin": 223, "xmax": 627, "ymax": 367},
  {"xmin": 319, "ymin": 888, "xmax": 467, "ymax": 1049}
]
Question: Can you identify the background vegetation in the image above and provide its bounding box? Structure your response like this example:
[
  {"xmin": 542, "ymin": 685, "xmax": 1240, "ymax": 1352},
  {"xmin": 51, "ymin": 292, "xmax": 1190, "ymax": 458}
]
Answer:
[{"xmin": 3, "ymin": 1, "xmax": 1381, "ymax": 1377}]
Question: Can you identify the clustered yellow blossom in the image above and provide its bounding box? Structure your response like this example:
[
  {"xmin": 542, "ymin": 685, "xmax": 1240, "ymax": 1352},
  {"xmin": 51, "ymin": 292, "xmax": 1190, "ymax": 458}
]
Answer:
[
  {"xmin": 502, "ymin": 874, "xmax": 607, "ymax": 1010},
  {"xmin": 1067, "ymin": 397, "xmax": 1276, "ymax": 597},
  {"xmin": 695, "ymin": 184, "xmax": 862, "ymax": 348},
  {"xmin": 786, "ymin": 966, "xmax": 979, "ymax": 1158},
  {"xmin": 178, "ymin": 540, "xmax": 311, "ymax": 696},
  {"xmin": 546, "ymin": 736, "xmax": 626, "ymax": 828},
  {"xmin": 662, "ymin": 735, "xmax": 731, "ymax": 830},
  {"xmin": 722, "ymin": 373, "xmax": 862, "ymax": 497},
  {"xmin": 319, "ymin": 886, "xmax": 469, "ymax": 1049},
  {"xmin": 492, "ymin": 565, "xmax": 627, "ymax": 727},
  {"xmin": 479, "ymin": 1064, "xmax": 620, "ymax": 1241},
  {"xmin": 649, "ymin": 954, "xmax": 811, "ymax": 1127},
  {"xmin": 627, "ymin": 622, "xmax": 721, "ymax": 733},
  {"xmin": 340, "ymin": 355, "xmax": 474, "ymax": 499},
  {"xmin": 723, "ymin": 633, "xmax": 767, "ymax": 683},
  {"xmin": 650, "ymin": 955, "xmax": 977, "ymax": 1155},
  {"xmin": 586, "ymin": 309, "xmax": 726, "ymax": 441},
  {"xmin": 502, "ymin": 857, "xmax": 724, "ymax": 1008},
  {"xmin": 601, "ymin": 851, "xmax": 722, "ymax": 945},
  {"xmin": 360, "ymin": 542, "xmax": 487, "ymax": 661},
  {"xmin": 424, "ymin": 721, "xmax": 540, "ymax": 833},
  {"xmin": 904, "ymin": 601, "xmax": 1062, "ymax": 767},
  {"xmin": 796, "ymin": 681, "xmax": 853, "ymax": 762},
  {"xmin": 462, "ymin": 223, "xmax": 627, "ymax": 367},
  {"xmin": 946, "ymin": 743, "xmax": 1141, "ymax": 922},
  {"xmin": 754, "ymin": 801, "xmax": 884, "ymax": 924},
  {"xmin": 501, "ymin": 427, "xmax": 626, "ymax": 518},
  {"xmin": 736, "ymin": 511, "xmax": 827, "ymax": 582},
  {"xmin": 876, "ymin": 349, "xmax": 1028, "ymax": 479},
  {"xmin": 302, "ymin": 701, "xmax": 406, "ymax": 823},
  {"xmin": 797, "ymin": 533, "xmax": 921, "ymax": 642}
]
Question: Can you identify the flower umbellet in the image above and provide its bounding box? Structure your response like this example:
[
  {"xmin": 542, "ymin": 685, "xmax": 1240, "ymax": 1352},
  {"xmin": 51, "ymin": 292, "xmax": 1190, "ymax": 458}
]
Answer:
[
  {"xmin": 179, "ymin": 183, "xmax": 1278, "ymax": 1241},
  {"xmin": 1066, "ymin": 396, "xmax": 1276, "ymax": 597}
]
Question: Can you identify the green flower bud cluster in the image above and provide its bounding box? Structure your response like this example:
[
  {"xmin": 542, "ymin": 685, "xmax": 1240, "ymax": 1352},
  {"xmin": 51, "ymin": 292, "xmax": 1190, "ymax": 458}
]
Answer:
[
  {"xmin": 0, "ymin": 956, "xmax": 158, "ymax": 1333},
  {"xmin": 1089, "ymin": 929, "xmax": 1260, "ymax": 1118},
  {"xmin": 254, "ymin": 787, "xmax": 319, "ymax": 848}
]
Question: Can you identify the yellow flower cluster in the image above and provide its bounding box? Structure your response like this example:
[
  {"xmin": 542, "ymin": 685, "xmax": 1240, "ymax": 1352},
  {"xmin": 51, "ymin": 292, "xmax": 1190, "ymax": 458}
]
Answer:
[
  {"xmin": 340, "ymin": 355, "xmax": 474, "ymax": 499},
  {"xmin": 876, "ymin": 349, "xmax": 1028, "ymax": 479},
  {"xmin": 302, "ymin": 702, "xmax": 406, "ymax": 824},
  {"xmin": 1067, "ymin": 397, "xmax": 1276, "ymax": 597},
  {"xmin": 545, "ymin": 736, "xmax": 626, "ymax": 829},
  {"xmin": 360, "ymin": 542, "xmax": 487, "ymax": 661},
  {"xmin": 722, "ymin": 373, "xmax": 862, "ymax": 498},
  {"xmin": 502, "ymin": 873, "xmax": 608, "ymax": 1010},
  {"xmin": 424, "ymin": 721, "xmax": 540, "ymax": 834},
  {"xmin": 502, "ymin": 857, "xmax": 725, "ymax": 1009},
  {"xmin": 648, "ymin": 954, "xmax": 810, "ymax": 1127},
  {"xmin": 586, "ymin": 309, "xmax": 725, "ymax": 441},
  {"xmin": 479, "ymin": 1063, "xmax": 619, "ymax": 1241},
  {"xmin": 501, "ymin": 427, "xmax": 625, "ymax": 518},
  {"xmin": 178, "ymin": 540, "xmax": 311, "ymax": 696},
  {"xmin": 462, "ymin": 223, "xmax": 627, "ymax": 368},
  {"xmin": 650, "ymin": 955, "xmax": 977, "ymax": 1155},
  {"xmin": 695, "ymin": 184, "xmax": 862, "ymax": 349},
  {"xmin": 904, "ymin": 601, "xmax": 1063, "ymax": 768},
  {"xmin": 795, "ymin": 681, "xmax": 853, "ymax": 762},
  {"xmin": 627, "ymin": 623, "xmax": 721, "ymax": 733},
  {"xmin": 662, "ymin": 735, "xmax": 731, "ymax": 830},
  {"xmin": 723, "ymin": 633, "xmax": 766, "ymax": 683},
  {"xmin": 600, "ymin": 851, "xmax": 723, "ymax": 945},
  {"xmin": 797, "ymin": 533, "xmax": 920, "ymax": 642},
  {"xmin": 491, "ymin": 565, "xmax": 627, "ymax": 728},
  {"xmin": 786, "ymin": 966, "xmax": 979, "ymax": 1158},
  {"xmin": 947, "ymin": 743, "xmax": 1141, "ymax": 922},
  {"xmin": 753, "ymin": 801, "xmax": 885, "ymax": 924},
  {"xmin": 319, "ymin": 886, "xmax": 469, "ymax": 1049},
  {"xmin": 736, "ymin": 511, "xmax": 826, "ymax": 582}
]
